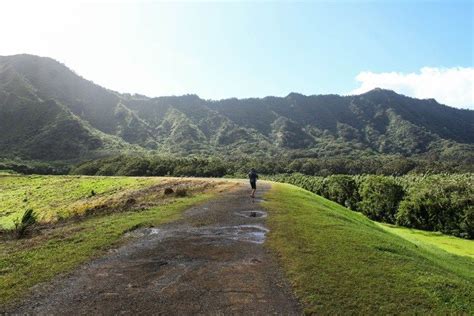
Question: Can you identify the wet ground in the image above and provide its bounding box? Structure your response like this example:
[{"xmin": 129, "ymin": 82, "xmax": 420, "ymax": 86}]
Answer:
[{"xmin": 9, "ymin": 183, "xmax": 302, "ymax": 315}]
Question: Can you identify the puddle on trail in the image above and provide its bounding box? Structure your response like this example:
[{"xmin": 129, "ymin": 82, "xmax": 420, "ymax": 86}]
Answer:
[
  {"xmin": 136, "ymin": 224, "xmax": 269, "ymax": 244},
  {"xmin": 235, "ymin": 210, "xmax": 267, "ymax": 218},
  {"xmin": 149, "ymin": 228, "xmax": 161, "ymax": 235},
  {"xmin": 230, "ymin": 225, "xmax": 268, "ymax": 244}
]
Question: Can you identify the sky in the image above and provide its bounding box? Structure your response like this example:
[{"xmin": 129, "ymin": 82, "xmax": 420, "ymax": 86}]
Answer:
[{"xmin": 0, "ymin": 0, "xmax": 473, "ymax": 108}]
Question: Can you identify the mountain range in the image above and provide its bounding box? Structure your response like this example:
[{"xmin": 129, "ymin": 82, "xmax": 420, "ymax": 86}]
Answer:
[{"xmin": 0, "ymin": 54, "xmax": 473, "ymax": 164}]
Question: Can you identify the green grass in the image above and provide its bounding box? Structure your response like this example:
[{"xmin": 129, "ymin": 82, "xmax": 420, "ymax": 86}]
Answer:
[
  {"xmin": 0, "ymin": 193, "xmax": 215, "ymax": 306},
  {"xmin": 0, "ymin": 175, "xmax": 225, "ymax": 306},
  {"xmin": 0, "ymin": 175, "xmax": 160, "ymax": 228},
  {"xmin": 380, "ymin": 223, "xmax": 474, "ymax": 259},
  {"xmin": 263, "ymin": 183, "xmax": 474, "ymax": 314}
]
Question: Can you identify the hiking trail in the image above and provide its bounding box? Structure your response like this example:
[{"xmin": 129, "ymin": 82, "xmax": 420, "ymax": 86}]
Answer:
[{"xmin": 10, "ymin": 183, "xmax": 302, "ymax": 315}]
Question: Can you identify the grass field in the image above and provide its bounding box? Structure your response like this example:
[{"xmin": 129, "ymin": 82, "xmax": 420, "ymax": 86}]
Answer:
[
  {"xmin": 0, "ymin": 175, "xmax": 161, "ymax": 228},
  {"xmin": 380, "ymin": 223, "xmax": 474, "ymax": 259},
  {"xmin": 0, "ymin": 175, "xmax": 229, "ymax": 306},
  {"xmin": 263, "ymin": 183, "xmax": 474, "ymax": 314}
]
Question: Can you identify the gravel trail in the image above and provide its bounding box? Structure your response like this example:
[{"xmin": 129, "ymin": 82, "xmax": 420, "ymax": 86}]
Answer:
[{"xmin": 10, "ymin": 183, "xmax": 301, "ymax": 315}]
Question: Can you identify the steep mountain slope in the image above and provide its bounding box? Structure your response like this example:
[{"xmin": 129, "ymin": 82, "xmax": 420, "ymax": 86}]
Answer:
[
  {"xmin": 205, "ymin": 91, "xmax": 474, "ymax": 156},
  {"xmin": 0, "ymin": 54, "xmax": 473, "ymax": 163},
  {"xmin": 0, "ymin": 57, "xmax": 139, "ymax": 160},
  {"xmin": 0, "ymin": 55, "xmax": 155, "ymax": 147}
]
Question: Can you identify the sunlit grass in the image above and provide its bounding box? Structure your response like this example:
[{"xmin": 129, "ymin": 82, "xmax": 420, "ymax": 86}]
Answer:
[
  {"xmin": 0, "ymin": 175, "xmax": 230, "ymax": 306},
  {"xmin": 0, "ymin": 194, "xmax": 214, "ymax": 306},
  {"xmin": 379, "ymin": 223, "xmax": 474, "ymax": 258},
  {"xmin": 0, "ymin": 175, "xmax": 159, "ymax": 228},
  {"xmin": 263, "ymin": 183, "xmax": 474, "ymax": 314}
]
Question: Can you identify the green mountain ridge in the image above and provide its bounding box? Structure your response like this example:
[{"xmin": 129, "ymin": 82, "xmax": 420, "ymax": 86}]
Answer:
[{"xmin": 0, "ymin": 54, "xmax": 473, "ymax": 163}]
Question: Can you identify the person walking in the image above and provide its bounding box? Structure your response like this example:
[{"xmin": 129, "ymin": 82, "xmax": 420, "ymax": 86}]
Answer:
[{"xmin": 248, "ymin": 168, "xmax": 258, "ymax": 198}]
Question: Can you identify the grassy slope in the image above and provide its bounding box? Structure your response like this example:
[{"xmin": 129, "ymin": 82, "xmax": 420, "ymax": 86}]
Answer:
[
  {"xmin": 380, "ymin": 224, "xmax": 474, "ymax": 259},
  {"xmin": 0, "ymin": 175, "xmax": 226, "ymax": 306},
  {"xmin": 263, "ymin": 183, "xmax": 474, "ymax": 314},
  {"xmin": 0, "ymin": 175, "xmax": 160, "ymax": 228}
]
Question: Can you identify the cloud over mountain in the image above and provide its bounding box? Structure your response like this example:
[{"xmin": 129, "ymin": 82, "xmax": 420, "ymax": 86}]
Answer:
[{"xmin": 350, "ymin": 67, "xmax": 474, "ymax": 109}]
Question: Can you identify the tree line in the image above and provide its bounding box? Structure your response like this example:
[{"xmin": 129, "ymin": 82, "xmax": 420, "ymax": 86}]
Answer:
[
  {"xmin": 2, "ymin": 155, "xmax": 472, "ymax": 239},
  {"xmin": 67, "ymin": 154, "xmax": 472, "ymax": 177},
  {"xmin": 267, "ymin": 173, "xmax": 473, "ymax": 239}
]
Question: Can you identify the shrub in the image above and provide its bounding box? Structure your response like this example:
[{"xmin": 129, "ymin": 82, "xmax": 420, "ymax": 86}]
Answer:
[
  {"xmin": 70, "ymin": 160, "xmax": 101, "ymax": 175},
  {"xmin": 358, "ymin": 176, "xmax": 404, "ymax": 223},
  {"xmin": 116, "ymin": 159, "xmax": 150, "ymax": 176},
  {"xmin": 461, "ymin": 206, "xmax": 474, "ymax": 239},
  {"xmin": 13, "ymin": 209, "xmax": 37, "ymax": 239},
  {"xmin": 164, "ymin": 187, "xmax": 174, "ymax": 195},
  {"xmin": 324, "ymin": 175, "xmax": 360, "ymax": 210},
  {"xmin": 270, "ymin": 173, "xmax": 326, "ymax": 196},
  {"xmin": 175, "ymin": 188, "xmax": 188, "ymax": 197},
  {"xmin": 396, "ymin": 176, "xmax": 473, "ymax": 236}
]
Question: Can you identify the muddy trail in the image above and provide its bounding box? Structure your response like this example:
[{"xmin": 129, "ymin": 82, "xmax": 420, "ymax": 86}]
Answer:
[{"xmin": 10, "ymin": 183, "xmax": 302, "ymax": 315}]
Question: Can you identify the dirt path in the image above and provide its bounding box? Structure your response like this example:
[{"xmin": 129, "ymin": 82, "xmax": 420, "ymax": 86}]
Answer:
[{"xmin": 10, "ymin": 183, "xmax": 302, "ymax": 315}]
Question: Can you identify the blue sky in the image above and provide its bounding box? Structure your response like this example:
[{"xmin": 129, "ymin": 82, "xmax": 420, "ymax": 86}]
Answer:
[{"xmin": 1, "ymin": 0, "xmax": 473, "ymax": 107}]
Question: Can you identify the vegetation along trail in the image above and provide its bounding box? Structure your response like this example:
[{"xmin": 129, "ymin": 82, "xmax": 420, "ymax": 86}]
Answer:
[
  {"xmin": 2, "ymin": 176, "xmax": 472, "ymax": 314},
  {"xmin": 8, "ymin": 183, "xmax": 302, "ymax": 315}
]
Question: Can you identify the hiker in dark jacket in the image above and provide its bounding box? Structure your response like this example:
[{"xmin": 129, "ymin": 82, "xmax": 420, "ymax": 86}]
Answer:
[{"xmin": 248, "ymin": 168, "xmax": 258, "ymax": 198}]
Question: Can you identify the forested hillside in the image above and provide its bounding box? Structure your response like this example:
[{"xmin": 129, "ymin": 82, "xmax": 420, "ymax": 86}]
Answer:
[{"xmin": 1, "ymin": 54, "xmax": 473, "ymax": 166}]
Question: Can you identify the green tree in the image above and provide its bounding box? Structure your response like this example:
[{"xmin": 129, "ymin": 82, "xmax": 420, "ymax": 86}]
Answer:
[{"xmin": 358, "ymin": 176, "xmax": 404, "ymax": 223}]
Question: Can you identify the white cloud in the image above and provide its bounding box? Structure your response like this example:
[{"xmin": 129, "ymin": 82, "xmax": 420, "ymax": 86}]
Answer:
[{"xmin": 349, "ymin": 67, "xmax": 474, "ymax": 109}]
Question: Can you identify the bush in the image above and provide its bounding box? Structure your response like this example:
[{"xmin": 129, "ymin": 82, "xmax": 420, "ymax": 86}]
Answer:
[
  {"xmin": 269, "ymin": 173, "xmax": 326, "ymax": 196},
  {"xmin": 396, "ymin": 176, "xmax": 473, "ymax": 237},
  {"xmin": 13, "ymin": 209, "xmax": 37, "ymax": 239},
  {"xmin": 116, "ymin": 159, "xmax": 150, "ymax": 176},
  {"xmin": 70, "ymin": 160, "xmax": 100, "ymax": 175},
  {"xmin": 324, "ymin": 175, "xmax": 360, "ymax": 210},
  {"xmin": 357, "ymin": 176, "xmax": 404, "ymax": 224},
  {"xmin": 461, "ymin": 206, "xmax": 474, "ymax": 238},
  {"xmin": 175, "ymin": 188, "xmax": 187, "ymax": 197},
  {"xmin": 164, "ymin": 187, "xmax": 174, "ymax": 195}
]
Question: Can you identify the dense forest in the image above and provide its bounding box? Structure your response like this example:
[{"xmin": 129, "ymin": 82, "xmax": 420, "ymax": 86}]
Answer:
[
  {"xmin": 66, "ymin": 155, "xmax": 470, "ymax": 177},
  {"xmin": 1, "ymin": 154, "xmax": 470, "ymax": 177}
]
